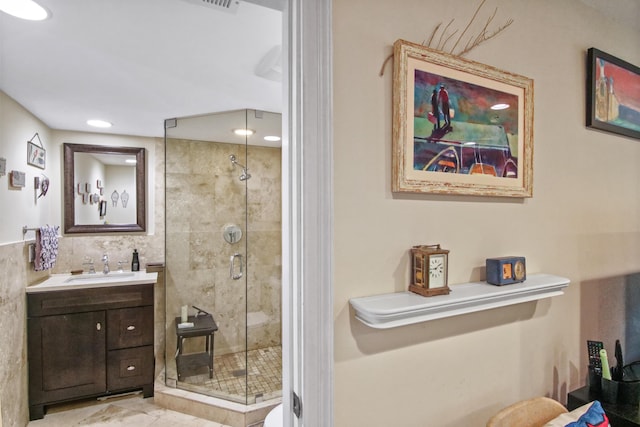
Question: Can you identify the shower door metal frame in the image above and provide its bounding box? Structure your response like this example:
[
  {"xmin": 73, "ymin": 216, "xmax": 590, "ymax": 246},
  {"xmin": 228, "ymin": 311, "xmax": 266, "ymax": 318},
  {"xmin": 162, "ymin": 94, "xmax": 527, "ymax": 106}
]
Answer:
[{"xmin": 163, "ymin": 110, "xmax": 252, "ymax": 404}]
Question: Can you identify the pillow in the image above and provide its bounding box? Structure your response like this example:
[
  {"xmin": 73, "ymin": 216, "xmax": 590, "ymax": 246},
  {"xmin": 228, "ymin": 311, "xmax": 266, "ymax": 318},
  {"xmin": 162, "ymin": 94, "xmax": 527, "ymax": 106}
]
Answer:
[{"xmin": 544, "ymin": 400, "xmax": 610, "ymax": 427}]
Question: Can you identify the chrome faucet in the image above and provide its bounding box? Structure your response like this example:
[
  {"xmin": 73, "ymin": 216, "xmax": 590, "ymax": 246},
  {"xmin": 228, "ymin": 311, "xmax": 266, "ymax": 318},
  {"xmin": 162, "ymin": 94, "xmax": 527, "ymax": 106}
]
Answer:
[{"xmin": 102, "ymin": 253, "xmax": 110, "ymax": 274}]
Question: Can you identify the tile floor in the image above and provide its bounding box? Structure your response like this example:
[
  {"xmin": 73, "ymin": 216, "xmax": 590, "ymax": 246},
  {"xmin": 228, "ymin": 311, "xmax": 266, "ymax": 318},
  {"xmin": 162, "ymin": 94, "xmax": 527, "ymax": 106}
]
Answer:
[
  {"xmin": 26, "ymin": 346, "xmax": 281, "ymax": 426},
  {"xmin": 27, "ymin": 394, "xmax": 230, "ymax": 427},
  {"xmin": 178, "ymin": 346, "xmax": 282, "ymax": 404}
]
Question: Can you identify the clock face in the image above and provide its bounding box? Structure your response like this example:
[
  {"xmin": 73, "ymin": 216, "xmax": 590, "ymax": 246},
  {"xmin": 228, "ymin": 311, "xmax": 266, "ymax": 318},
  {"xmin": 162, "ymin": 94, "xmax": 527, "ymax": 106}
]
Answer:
[
  {"xmin": 429, "ymin": 255, "xmax": 446, "ymax": 288},
  {"xmin": 514, "ymin": 260, "xmax": 526, "ymax": 280},
  {"xmin": 502, "ymin": 263, "xmax": 512, "ymax": 280}
]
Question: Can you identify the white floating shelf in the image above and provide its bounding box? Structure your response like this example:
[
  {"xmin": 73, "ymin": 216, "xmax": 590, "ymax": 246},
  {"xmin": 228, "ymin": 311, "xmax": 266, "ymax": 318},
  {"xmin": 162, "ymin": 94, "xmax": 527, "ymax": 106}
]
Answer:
[{"xmin": 349, "ymin": 273, "xmax": 570, "ymax": 329}]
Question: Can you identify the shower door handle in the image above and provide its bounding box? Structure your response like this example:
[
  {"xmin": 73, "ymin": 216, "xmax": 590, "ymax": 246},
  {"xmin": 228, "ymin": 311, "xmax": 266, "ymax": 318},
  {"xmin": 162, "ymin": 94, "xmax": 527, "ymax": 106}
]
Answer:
[{"xmin": 230, "ymin": 253, "xmax": 243, "ymax": 280}]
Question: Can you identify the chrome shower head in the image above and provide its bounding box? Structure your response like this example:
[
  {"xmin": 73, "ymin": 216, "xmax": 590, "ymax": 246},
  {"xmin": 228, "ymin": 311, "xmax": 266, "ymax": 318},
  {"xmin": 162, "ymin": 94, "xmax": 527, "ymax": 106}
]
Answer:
[
  {"xmin": 229, "ymin": 154, "xmax": 247, "ymax": 169},
  {"xmin": 230, "ymin": 154, "xmax": 251, "ymax": 181}
]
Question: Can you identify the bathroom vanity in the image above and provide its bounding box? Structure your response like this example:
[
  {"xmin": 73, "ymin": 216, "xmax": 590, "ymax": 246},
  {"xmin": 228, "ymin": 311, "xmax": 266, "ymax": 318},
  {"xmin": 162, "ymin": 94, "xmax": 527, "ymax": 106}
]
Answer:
[{"xmin": 26, "ymin": 271, "xmax": 157, "ymax": 420}]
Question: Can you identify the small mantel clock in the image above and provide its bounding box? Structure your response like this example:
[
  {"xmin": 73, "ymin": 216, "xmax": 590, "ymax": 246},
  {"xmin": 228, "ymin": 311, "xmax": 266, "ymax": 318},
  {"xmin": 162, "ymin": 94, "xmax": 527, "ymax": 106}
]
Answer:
[{"xmin": 409, "ymin": 244, "xmax": 450, "ymax": 297}]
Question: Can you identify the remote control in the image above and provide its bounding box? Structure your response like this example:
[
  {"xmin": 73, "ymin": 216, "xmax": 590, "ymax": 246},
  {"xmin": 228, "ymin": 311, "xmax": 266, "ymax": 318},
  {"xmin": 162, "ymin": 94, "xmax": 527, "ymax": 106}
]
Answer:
[{"xmin": 588, "ymin": 340, "xmax": 604, "ymax": 373}]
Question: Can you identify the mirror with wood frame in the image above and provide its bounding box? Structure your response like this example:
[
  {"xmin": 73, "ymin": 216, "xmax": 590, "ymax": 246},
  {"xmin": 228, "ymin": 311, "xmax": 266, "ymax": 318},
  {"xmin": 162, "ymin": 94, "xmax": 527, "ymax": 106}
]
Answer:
[{"xmin": 63, "ymin": 143, "xmax": 146, "ymax": 233}]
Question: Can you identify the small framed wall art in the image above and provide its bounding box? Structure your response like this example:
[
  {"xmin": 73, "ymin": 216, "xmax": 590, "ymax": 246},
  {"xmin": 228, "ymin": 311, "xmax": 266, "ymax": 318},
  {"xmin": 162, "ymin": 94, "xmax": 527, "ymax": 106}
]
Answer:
[
  {"xmin": 586, "ymin": 48, "xmax": 640, "ymax": 140},
  {"xmin": 10, "ymin": 170, "xmax": 26, "ymax": 187},
  {"xmin": 27, "ymin": 142, "xmax": 46, "ymax": 169},
  {"xmin": 27, "ymin": 138, "xmax": 46, "ymax": 169},
  {"xmin": 392, "ymin": 39, "xmax": 534, "ymax": 197}
]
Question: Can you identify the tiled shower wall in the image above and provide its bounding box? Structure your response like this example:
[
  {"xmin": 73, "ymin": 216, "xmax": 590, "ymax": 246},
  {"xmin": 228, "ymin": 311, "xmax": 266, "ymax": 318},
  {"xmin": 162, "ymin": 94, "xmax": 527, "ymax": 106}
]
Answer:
[{"xmin": 165, "ymin": 138, "xmax": 282, "ymax": 359}]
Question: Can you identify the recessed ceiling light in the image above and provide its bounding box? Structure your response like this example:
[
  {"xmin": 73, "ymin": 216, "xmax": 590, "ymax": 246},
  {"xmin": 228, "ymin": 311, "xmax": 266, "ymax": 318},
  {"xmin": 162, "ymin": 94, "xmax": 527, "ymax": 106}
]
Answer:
[
  {"xmin": 87, "ymin": 119, "xmax": 113, "ymax": 128},
  {"xmin": 125, "ymin": 159, "xmax": 137, "ymax": 164},
  {"xmin": 0, "ymin": 0, "xmax": 49, "ymax": 21},
  {"xmin": 491, "ymin": 103, "xmax": 510, "ymax": 110},
  {"xmin": 264, "ymin": 135, "xmax": 281, "ymax": 142},
  {"xmin": 233, "ymin": 128, "xmax": 254, "ymax": 136}
]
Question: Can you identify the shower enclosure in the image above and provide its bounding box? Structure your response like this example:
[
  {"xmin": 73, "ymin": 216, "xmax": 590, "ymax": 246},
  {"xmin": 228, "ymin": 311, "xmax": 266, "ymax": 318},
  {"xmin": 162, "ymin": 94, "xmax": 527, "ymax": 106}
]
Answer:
[{"xmin": 164, "ymin": 109, "xmax": 282, "ymax": 405}]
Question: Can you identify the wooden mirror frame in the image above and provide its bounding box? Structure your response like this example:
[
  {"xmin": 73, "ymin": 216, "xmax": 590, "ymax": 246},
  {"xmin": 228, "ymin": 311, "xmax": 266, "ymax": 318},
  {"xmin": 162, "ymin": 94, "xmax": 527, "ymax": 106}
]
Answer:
[{"xmin": 64, "ymin": 143, "xmax": 146, "ymax": 234}]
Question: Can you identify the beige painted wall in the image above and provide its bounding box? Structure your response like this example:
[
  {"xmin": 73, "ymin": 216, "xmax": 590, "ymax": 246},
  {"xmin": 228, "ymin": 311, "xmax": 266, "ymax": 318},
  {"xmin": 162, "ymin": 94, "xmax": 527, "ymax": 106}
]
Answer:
[
  {"xmin": 0, "ymin": 93, "xmax": 56, "ymax": 244},
  {"xmin": 333, "ymin": 0, "xmax": 640, "ymax": 426}
]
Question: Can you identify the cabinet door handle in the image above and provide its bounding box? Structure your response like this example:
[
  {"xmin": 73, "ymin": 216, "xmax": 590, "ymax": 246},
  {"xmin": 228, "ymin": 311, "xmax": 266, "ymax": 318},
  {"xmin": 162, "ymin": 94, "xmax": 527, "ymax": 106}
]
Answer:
[
  {"xmin": 126, "ymin": 325, "xmax": 136, "ymax": 331},
  {"xmin": 96, "ymin": 322, "xmax": 102, "ymax": 331},
  {"xmin": 127, "ymin": 365, "xmax": 136, "ymax": 371}
]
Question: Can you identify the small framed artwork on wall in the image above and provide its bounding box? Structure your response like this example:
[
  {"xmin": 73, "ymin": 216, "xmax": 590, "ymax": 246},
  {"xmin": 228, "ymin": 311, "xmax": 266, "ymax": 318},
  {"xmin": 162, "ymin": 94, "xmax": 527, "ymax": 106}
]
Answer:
[
  {"xmin": 586, "ymin": 48, "xmax": 640, "ymax": 140},
  {"xmin": 392, "ymin": 39, "xmax": 534, "ymax": 198},
  {"xmin": 10, "ymin": 170, "xmax": 26, "ymax": 187},
  {"xmin": 27, "ymin": 141, "xmax": 46, "ymax": 169}
]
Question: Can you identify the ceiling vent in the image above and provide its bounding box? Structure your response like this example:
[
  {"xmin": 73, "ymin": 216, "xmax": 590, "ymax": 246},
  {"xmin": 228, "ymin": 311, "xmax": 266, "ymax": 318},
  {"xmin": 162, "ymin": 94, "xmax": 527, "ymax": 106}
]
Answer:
[{"xmin": 181, "ymin": 0, "xmax": 241, "ymax": 14}]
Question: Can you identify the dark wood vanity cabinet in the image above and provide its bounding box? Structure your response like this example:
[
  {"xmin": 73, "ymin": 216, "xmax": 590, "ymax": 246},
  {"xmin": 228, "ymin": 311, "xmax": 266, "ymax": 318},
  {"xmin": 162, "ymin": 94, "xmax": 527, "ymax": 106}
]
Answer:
[{"xmin": 27, "ymin": 284, "xmax": 154, "ymax": 420}]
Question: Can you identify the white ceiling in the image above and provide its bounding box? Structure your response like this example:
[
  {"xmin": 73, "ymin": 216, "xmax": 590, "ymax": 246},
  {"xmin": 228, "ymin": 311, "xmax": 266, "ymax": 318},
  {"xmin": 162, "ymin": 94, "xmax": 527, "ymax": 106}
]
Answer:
[
  {"xmin": 1, "ymin": 1, "xmax": 637, "ymax": 141},
  {"xmin": 166, "ymin": 108, "xmax": 283, "ymax": 146},
  {"xmin": 0, "ymin": 0, "xmax": 282, "ymax": 138}
]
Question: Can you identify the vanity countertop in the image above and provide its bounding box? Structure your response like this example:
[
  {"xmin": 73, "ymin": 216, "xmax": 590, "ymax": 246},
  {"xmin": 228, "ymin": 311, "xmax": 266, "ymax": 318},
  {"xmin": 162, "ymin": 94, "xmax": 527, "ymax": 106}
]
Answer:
[{"xmin": 26, "ymin": 270, "xmax": 158, "ymax": 293}]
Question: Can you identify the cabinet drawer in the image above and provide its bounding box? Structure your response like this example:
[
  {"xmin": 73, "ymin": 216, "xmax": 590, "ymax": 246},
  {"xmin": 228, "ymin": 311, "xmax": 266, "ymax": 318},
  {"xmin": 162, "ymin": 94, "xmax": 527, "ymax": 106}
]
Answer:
[
  {"xmin": 107, "ymin": 346, "xmax": 153, "ymax": 392},
  {"xmin": 107, "ymin": 306, "xmax": 153, "ymax": 350},
  {"xmin": 28, "ymin": 284, "xmax": 154, "ymax": 317}
]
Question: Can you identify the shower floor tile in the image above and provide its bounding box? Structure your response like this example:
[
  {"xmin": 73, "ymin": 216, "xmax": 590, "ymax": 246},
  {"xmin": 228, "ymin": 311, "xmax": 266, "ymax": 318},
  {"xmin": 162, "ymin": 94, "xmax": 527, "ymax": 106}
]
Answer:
[{"xmin": 178, "ymin": 346, "xmax": 282, "ymax": 404}]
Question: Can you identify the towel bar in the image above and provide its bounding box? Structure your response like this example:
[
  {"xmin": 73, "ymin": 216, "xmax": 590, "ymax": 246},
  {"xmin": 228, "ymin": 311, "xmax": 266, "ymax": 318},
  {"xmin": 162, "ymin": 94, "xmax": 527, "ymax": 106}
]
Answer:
[
  {"xmin": 23, "ymin": 226, "xmax": 38, "ymax": 237},
  {"xmin": 23, "ymin": 225, "xmax": 61, "ymax": 239}
]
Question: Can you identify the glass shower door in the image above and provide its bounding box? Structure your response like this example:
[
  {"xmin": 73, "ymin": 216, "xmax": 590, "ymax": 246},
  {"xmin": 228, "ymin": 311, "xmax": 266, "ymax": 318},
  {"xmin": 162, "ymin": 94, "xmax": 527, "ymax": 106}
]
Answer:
[
  {"xmin": 164, "ymin": 109, "xmax": 283, "ymax": 406},
  {"xmin": 244, "ymin": 110, "xmax": 283, "ymax": 404},
  {"xmin": 164, "ymin": 110, "xmax": 249, "ymax": 403}
]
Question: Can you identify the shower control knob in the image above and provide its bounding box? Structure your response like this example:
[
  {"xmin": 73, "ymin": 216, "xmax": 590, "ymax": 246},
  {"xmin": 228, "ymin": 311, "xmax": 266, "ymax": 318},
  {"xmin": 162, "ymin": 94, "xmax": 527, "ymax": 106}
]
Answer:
[{"xmin": 223, "ymin": 224, "xmax": 243, "ymax": 244}]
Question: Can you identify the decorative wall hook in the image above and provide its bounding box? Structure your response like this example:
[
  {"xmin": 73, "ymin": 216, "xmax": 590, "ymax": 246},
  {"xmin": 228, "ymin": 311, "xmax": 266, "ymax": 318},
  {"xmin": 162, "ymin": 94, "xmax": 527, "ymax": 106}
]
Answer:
[
  {"xmin": 121, "ymin": 190, "xmax": 129, "ymax": 208},
  {"xmin": 111, "ymin": 190, "xmax": 119, "ymax": 207},
  {"xmin": 38, "ymin": 174, "xmax": 50, "ymax": 199}
]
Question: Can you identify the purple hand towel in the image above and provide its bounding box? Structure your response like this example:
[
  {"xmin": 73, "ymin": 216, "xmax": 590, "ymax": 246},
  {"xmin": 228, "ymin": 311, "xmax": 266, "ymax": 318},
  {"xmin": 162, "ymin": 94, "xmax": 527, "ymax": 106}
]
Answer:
[{"xmin": 34, "ymin": 225, "xmax": 60, "ymax": 271}]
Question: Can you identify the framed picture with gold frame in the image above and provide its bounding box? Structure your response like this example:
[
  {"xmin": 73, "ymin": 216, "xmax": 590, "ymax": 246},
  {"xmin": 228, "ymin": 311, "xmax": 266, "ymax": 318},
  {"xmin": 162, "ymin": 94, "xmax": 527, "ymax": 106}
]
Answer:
[{"xmin": 392, "ymin": 39, "xmax": 534, "ymax": 197}]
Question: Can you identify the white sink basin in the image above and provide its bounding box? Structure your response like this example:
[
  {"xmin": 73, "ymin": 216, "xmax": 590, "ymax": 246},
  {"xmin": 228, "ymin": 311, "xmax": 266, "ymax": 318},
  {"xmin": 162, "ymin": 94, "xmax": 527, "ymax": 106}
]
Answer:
[
  {"xmin": 64, "ymin": 272, "xmax": 135, "ymax": 283},
  {"xmin": 27, "ymin": 270, "xmax": 158, "ymax": 293}
]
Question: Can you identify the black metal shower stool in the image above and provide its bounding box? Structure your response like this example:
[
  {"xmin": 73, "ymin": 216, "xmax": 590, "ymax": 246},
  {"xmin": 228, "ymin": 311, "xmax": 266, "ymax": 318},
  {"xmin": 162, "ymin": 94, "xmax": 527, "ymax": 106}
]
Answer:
[{"xmin": 174, "ymin": 314, "xmax": 218, "ymax": 381}]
